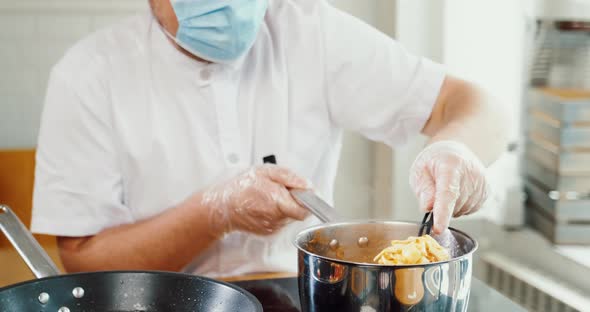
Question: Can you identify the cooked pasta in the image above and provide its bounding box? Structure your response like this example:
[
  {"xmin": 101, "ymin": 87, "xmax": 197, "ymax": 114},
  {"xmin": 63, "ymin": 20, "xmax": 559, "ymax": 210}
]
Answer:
[{"xmin": 373, "ymin": 235, "xmax": 450, "ymax": 265}]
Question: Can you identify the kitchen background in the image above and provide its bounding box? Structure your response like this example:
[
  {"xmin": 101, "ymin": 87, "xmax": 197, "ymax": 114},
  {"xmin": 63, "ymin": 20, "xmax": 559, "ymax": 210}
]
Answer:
[{"xmin": 0, "ymin": 0, "xmax": 589, "ymax": 311}]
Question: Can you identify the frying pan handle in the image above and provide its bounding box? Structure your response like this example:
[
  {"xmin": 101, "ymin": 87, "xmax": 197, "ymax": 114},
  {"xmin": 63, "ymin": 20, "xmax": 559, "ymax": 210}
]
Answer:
[{"xmin": 0, "ymin": 205, "xmax": 60, "ymax": 278}]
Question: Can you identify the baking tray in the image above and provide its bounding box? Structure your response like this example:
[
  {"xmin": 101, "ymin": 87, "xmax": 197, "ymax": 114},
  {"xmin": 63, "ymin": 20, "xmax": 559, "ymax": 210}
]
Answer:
[
  {"xmin": 528, "ymin": 88, "xmax": 590, "ymax": 123},
  {"xmin": 527, "ymin": 109, "xmax": 590, "ymax": 148},
  {"xmin": 525, "ymin": 159, "xmax": 590, "ymax": 193},
  {"xmin": 525, "ymin": 179, "xmax": 590, "ymax": 222},
  {"xmin": 525, "ymin": 136, "xmax": 590, "ymax": 175},
  {"xmin": 527, "ymin": 202, "xmax": 590, "ymax": 245}
]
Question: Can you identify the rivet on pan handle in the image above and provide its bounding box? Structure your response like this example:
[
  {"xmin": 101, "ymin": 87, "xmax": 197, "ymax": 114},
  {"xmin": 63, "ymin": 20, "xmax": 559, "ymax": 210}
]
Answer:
[{"xmin": 0, "ymin": 205, "xmax": 60, "ymax": 278}]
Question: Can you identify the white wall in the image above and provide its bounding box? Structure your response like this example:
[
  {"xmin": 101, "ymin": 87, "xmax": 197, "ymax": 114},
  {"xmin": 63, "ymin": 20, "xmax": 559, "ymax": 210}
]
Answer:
[
  {"xmin": 330, "ymin": 0, "xmax": 378, "ymax": 23},
  {"xmin": 442, "ymin": 0, "xmax": 532, "ymax": 226},
  {"xmin": 327, "ymin": 0, "xmax": 383, "ymax": 219},
  {"xmin": 389, "ymin": 0, "xmax": 445, "ymax": 222},
  {"xmin": 391, "ymin": 0, "xmax": 533, "ymax": 226},
  {"xmin": 0, "ymin": 0, "xmax": 145, "ymax": 149}
]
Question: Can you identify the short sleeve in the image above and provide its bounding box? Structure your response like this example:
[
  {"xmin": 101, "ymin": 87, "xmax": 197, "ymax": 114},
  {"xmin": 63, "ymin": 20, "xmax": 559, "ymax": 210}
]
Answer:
[
  {"xmin": 31, "ymin": 64, "xmax": 133, "ymax": 237},
  {"xmin": 320, "ymin": 1, "xmax": 446, "ymax": 147}
]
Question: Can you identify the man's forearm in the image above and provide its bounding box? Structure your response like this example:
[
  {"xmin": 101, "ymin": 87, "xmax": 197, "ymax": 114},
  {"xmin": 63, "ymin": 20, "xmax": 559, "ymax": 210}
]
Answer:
[
  {"xmin": 423, "ymin": 77, "xmax": 510, "ymax": 165},
  {"xmin": 58, "ymin": 191, "xmax": 223, "ymax": 272}
]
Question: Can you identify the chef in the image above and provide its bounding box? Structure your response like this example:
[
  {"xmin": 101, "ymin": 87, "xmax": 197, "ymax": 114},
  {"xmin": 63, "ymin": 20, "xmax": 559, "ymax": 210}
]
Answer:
[{"xmin": 31, "ymin": 0, "xmax": 508, "ymax": 277}]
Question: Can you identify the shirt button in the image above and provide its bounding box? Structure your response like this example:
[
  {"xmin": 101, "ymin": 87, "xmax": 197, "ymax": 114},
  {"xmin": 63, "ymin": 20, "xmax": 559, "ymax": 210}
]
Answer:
[
  {"xmin": 200, "ymin": 69, "xmax": 211, "ymax": 80},
  {"xmin": 227, "ymin": 153, "xmax": 240, "ymax": 164}
]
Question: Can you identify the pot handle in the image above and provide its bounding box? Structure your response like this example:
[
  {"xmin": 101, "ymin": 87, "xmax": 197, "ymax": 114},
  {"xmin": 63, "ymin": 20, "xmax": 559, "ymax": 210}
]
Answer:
[{"xmin": 0, "ymin": 205, "xmax": 60, "ymax": 278}]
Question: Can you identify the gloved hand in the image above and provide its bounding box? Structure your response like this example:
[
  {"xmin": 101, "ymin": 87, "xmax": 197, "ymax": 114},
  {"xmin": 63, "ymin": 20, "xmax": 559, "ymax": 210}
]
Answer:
[
  {"xmin": 409, "ymin": 140, "xmax": 490, "ymax": 234},
  {"xmin": 203, "ymin": 165, "xmax": 310, "ymax": 235}
]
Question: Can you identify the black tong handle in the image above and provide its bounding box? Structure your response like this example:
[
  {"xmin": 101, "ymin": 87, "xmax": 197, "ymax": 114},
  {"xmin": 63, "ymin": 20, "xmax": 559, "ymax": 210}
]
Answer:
[{"xmin": 419, "ymin": 212, "xmax": 434, "ymax": 236}]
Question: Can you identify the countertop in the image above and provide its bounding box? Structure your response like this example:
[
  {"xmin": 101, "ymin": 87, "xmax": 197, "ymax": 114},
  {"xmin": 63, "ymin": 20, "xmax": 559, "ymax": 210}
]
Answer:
[
  {"xmin": 1, "ymin": 248, "xmax": 525, "ymax": 311},
  {"xmin": 232, "ymin": 273, "xmax": 527, "ymax": 312}
]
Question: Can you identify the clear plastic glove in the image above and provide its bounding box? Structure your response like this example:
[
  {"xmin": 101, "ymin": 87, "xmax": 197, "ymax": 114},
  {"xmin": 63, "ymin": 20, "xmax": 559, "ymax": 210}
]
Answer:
[
  {"xmin": 409, "ymin": 140, "xmax": 490, "ymax": 234},
  {"xmin": 203, "ymin": 165, "xmax": 310, "ymax": 235}
]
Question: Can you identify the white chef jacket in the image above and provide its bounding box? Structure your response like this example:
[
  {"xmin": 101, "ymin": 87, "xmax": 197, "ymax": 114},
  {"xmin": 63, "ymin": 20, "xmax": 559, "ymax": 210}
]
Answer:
[{"xmin": 31, "ymin": 0, "xmax": 445, "ymax": 277}]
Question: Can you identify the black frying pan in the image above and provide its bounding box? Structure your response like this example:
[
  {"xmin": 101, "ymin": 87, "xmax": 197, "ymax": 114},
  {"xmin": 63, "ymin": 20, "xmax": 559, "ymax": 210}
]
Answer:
[{"xmin": 0, "ymin": 205, "xmax": 262, "ymax": 312}]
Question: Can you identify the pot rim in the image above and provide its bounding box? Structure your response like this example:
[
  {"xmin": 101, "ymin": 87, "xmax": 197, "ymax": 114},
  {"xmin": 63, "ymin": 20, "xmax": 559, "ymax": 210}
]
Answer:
[{"xmin": 293, "ymin": 220, "xmax": 478, "ymax": 268}]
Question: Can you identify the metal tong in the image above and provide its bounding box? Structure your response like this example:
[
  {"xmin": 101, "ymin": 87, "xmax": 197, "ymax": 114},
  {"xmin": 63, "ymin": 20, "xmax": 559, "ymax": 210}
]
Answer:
[
  {"xmin": 263, "ymin": 155, "xmax": 339, "ymax": 223},
  {"xmin": 418, "ymin": 212, "xmax": 434, "ymax": 236}
]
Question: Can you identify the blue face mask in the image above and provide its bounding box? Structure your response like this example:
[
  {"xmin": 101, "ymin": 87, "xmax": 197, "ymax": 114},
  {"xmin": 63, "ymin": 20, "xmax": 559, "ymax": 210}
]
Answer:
[{"xmin": 169, "ymin": 0, "xmax": 268, "ymax": 63}]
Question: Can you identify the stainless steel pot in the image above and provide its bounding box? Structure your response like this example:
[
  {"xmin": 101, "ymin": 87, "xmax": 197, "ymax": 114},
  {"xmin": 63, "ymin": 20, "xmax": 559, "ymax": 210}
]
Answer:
[{"xmin": 294, "ymin": 221, "xmax": 478, "ymax": 312}]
